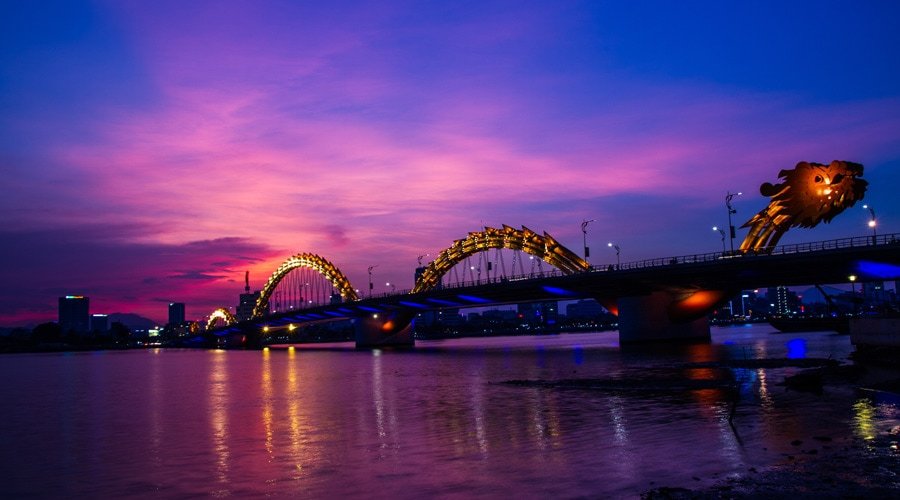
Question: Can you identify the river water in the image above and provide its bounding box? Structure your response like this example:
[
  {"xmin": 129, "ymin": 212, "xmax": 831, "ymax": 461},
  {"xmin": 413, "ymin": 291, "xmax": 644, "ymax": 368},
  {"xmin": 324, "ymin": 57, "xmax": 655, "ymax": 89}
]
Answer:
[{"xmin": 1, "ymin": 324, "xmax": 897, "ymax": 498}]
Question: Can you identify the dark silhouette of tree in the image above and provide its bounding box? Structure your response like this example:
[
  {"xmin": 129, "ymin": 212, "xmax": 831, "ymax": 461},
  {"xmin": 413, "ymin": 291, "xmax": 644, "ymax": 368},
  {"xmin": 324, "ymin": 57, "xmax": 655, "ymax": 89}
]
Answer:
[
  {"xmin": 110, "ymin": 322, "xmax": 131, "ymax": 344},
  {"xmin": 32, "ymin": 322, "xmax": 62, "ymax": 343}
]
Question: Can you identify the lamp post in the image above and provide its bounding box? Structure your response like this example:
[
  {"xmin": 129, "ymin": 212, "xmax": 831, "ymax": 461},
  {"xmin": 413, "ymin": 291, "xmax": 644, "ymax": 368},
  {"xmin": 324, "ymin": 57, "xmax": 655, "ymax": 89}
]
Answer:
[
  {"xmin": 725, "ymin": 191, "xmax": 742, "ymax": 254},
  {"xmin": 581, "ymin": 219, "xmax": 595, "ymax": 262},
  {"xmin": 368, "ymin": 265, "xmax": 378, "ymax": 298},
  {"xmin": 386, "ymin": 282, "xmax": 395, "ymax": 294},
  {"xmin": 713, "ymin": 226, "xmax": 726, "ymax": 254},
  {"xmin": 863, "ymin": 204, "xmax": 876, "ymax": 244},
  {"xmin": 849, "ymin": 274, "xmax": 857, "ymax": 314},
  {"xmin": 608, "ymin": 242, "xmax": 620, "ymax": 269}
]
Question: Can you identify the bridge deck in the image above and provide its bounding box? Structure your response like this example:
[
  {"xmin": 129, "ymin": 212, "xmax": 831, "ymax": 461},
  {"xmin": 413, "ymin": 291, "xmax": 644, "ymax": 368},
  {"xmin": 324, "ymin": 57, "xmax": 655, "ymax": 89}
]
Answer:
[{"xmin": 219, "ymin": 233, "xmax": 900, "ymax": 332}]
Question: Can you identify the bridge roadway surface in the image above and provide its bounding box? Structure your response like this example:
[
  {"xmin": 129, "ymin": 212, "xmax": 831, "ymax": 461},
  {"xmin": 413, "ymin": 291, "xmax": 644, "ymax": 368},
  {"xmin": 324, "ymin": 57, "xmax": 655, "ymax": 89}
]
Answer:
[{"xmin": 218, "ymin": 233, "xmax": 900, "ymax": 334}]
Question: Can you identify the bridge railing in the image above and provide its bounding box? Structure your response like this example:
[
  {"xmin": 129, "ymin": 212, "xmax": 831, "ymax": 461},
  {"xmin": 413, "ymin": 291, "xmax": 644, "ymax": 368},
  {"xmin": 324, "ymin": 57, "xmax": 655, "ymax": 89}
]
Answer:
[
  {"xmin": 360, "ymin": 232, "xmax": 899, "ymax": 298},
  {"xmin": 607, "ymin": 232, "xmax": 899, "ymax": 272}
]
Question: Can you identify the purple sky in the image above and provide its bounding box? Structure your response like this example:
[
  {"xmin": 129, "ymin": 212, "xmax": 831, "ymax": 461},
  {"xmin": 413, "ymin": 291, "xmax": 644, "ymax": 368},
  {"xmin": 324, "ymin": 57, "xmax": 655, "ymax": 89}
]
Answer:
[{"xmin": 2, "ymin": 1, "xmax": 899, "ymax": 326}]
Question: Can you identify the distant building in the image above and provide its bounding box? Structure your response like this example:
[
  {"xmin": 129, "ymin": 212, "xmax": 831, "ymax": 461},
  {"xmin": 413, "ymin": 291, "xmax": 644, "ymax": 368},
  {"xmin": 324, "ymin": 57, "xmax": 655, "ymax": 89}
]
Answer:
[
  {"xmin": 766, "ymin": 286, "xmax": 800, "ymax": 315},
  {"xmin": 517, "ymin": 301, "xmax": 558, "ymax": 325},
  {"xmin": 168, "ymin": 302, "xmax": 186, "ymax": 326},
  {"xmin": 237, "ymin": 291, "xmax": 262, "ymax": 321},
  {"xmin": 91, "ymin": 314, "xmax": 109, "ymax": 333},
  {"xmin": 863, "ymin": 281, "xmax": 886, "ymax": 306},
  {"xmin": 566, "ymin": 299, "xmax": 606, "ymax": 320},
  {"xmin": 59, "ymin": 295, "xmax": 90, "ymax": 334}
]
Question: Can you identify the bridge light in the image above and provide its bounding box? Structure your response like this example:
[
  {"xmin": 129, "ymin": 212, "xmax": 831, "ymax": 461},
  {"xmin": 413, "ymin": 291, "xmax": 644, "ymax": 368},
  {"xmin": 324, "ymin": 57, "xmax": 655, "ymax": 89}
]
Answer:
[{"xmin": 262, "ymin": 326, "xmax": 269, "ymax": 332}]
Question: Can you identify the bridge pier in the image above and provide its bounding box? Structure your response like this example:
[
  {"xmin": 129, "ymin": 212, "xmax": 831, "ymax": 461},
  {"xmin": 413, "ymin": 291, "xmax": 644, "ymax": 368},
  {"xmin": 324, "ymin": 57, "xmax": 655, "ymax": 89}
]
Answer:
[
  {"xmin": 354, "ymin": 311, "xmax": 415, "ymax": 348},
  {"xmin": 616, "ymin": 291, "xmax": 712, "ymax": 344}
]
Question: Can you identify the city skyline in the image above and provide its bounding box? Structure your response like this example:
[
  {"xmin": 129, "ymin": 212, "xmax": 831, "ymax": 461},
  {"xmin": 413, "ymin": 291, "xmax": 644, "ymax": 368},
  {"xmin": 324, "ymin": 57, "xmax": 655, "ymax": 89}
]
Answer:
[{"xmin": 3, "ymin": 1, "xmax": 900, "ymax": 325}]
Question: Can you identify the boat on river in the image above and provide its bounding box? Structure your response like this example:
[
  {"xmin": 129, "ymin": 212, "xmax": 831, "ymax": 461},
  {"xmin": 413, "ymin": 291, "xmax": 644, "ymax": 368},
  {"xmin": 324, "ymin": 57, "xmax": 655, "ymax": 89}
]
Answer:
[{"xmin": 767, "ymin": 315, "xmax": 850, "ymax": 334}]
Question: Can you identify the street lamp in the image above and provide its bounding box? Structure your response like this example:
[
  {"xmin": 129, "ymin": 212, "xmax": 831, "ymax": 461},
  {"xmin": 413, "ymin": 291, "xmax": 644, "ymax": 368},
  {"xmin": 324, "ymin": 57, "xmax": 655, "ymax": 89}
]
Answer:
[
  {"xmin": 713, "ymin": 226, "xmax": 726, "ymax": 254},
  {"xmin": 581, "ymin": 219, "xmax": 595, "ymax": 262},
  {"xmin": 386, "ymin": 282, "xmax": 395, "ymax": 294},
  {"xmin": 725, "ymin": 191, "xmax": 742, "ymax": 254},
  {"xmin": 863, "ymin": 204, "xmax": 876, "ymax": 244},
  {"xmin": 608, "ymin": 242, "xmax": 620, "ymax": 269},
  {"xmin": 368, "ymin": 265, "xmax": 378, "ymax": 298},
  {"xmin": 849, "ymin": 274, "xmax": 857, "ymax": 314}
]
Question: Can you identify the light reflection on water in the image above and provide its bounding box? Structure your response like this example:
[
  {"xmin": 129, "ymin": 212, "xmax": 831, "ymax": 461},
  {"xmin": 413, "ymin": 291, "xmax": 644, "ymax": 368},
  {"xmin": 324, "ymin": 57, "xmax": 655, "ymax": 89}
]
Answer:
[{"xmin": 0, "ymin": 324, "xmax": 896, "ymax": 498}]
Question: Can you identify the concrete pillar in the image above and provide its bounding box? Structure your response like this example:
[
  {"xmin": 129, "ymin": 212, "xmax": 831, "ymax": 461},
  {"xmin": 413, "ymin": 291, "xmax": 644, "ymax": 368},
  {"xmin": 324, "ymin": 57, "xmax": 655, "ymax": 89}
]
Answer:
[
  {"xmin": 355, "ymin": 311, "xmax": 415, "ymax": 348},
  {"xmin": 617, "ymin": 291, "xmax": 711, "ymax": 343}
]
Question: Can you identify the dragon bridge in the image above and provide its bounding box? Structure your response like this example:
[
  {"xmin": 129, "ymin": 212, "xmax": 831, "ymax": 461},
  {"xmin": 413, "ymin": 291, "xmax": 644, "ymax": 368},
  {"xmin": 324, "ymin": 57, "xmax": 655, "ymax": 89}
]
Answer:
[
  {"xmin": 206, "ymin": 307, "xmax": 237, "ymax": 330},
  {"xmin": 253, "ymin": 253, "xmax": 359, "ymax": 319},
  {"xmin": 412, "ymin": 225, "xmax": 589, "ymax": 294}
]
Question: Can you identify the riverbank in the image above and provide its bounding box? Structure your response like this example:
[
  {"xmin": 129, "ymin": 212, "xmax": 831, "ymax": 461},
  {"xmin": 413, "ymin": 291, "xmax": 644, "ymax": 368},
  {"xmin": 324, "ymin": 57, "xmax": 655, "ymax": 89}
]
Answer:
[
  {"xmin": 644, "ymin": 430, "xmax": 899, "ymax": 498},
  {"xmin": 643, "ymin": 360, "xmax": 900, "ymax": 498}
]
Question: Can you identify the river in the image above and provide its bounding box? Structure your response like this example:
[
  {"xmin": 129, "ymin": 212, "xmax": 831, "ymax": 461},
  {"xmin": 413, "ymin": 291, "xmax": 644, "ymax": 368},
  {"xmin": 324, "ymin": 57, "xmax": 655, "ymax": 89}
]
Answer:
[{"xmin": 1, "ymin": 324, "xmax": 897, "ymax": 498}]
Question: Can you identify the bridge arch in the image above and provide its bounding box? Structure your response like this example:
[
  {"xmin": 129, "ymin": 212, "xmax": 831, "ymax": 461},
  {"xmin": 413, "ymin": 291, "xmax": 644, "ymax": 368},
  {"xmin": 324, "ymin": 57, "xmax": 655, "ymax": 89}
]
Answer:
[
  {"xmin": 413, "ymin": 225, "xmax": 589, "ymax": 293},
  {"xmin": 206, "ymin": 307, "xmax": 237, "ymax": 330},
  {"xmin": 253, "ymin": 253, "xmax": 359, "ymax": 319}
]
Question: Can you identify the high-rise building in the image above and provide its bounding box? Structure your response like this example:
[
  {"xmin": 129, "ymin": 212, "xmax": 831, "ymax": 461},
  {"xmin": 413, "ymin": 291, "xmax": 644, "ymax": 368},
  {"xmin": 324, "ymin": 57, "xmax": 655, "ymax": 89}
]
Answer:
[
  {"xmin": 863, "ymin": 281, "xmax": 886, "ymax": 306},
  {"xmin": 168, "ymin": 302, "xmax": 186, "ymax": 326},
  {"xmin": 91, "ymin": 314, "xmax": 109, "ymax": 333},
  {"xmin": 59, "ymin": 295, "xmax": 90, "ymax": 334},
  {"xmin": 236, "ymin": 291, "xmax": 261, "ymax": 321},
  {"xmin": 236, "ymin": 271, "xmax": 263, "ymax": 321}
]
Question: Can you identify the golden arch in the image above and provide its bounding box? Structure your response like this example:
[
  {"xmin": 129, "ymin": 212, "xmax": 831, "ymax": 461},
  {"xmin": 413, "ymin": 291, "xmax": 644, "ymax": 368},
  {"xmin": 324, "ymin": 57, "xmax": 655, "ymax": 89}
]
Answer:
[
  {"xmin": 253, "ymin": 253, "xmax": 359, "ymax": 319},
  {"xmin": 413, "ymin": 225, "xmax": 589, "ymax": 293},
  {"xmin": 206, "ymin": 307, "xmax": 237, "ymax": 330}
]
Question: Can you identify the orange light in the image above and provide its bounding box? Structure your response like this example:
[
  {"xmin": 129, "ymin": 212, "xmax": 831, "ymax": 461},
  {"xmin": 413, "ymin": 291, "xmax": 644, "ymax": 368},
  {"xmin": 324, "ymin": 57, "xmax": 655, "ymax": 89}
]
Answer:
[{"xmin": 669, "ymin": 290, "xmax": 728, "ymax": 321}]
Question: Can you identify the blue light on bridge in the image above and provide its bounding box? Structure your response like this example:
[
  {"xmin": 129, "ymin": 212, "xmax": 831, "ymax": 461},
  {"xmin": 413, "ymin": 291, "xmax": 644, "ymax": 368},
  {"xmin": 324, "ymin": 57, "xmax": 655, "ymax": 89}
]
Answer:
[
  {"xmin": 542, "ymin": 285, "xmax": 577, "ymax": 296},
  {"xmin": 857, "ymin": 260, "xmax": 900, "ymax": 280},
  {"xmin": 358, "ymin": 306, "xmax": 381, "ymax": 312},
  {"xmin": 337, "ymin": 307, "xmax": 354, "ymax": 314},
  {"xmin": 306, "ymin": 313, "xmax": 326, "ymax": 319},
  {"xmin": 398, "ymin": 301, "xmax": 429, "ymax": 309},
  {"xmin": 457, "ymin": 294, "xmax": 491, "ymax": 303},
  {"xmin": 324, "ymin": 311, "xmax": 345, "ymax": 317},
  {"xmin": 426, "ymin": 298, "xmax": 463, "ymax": 307}
]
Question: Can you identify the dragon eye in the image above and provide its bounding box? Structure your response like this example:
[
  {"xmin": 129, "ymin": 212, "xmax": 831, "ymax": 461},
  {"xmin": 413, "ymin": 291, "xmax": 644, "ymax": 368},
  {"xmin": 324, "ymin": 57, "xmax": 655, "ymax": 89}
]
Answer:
[{"xmin": 814, "ymin": 175, "xmax": 823, "ymax": 183}]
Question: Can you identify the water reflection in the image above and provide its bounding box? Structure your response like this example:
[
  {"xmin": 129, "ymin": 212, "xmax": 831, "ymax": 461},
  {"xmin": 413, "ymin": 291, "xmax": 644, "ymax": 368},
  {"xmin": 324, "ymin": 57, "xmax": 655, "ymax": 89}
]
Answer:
[
  {"xmin": 285, "ymin": 345, "xmax": 307, "ymax": 475},
  {"xmin": 469, "ymin": 365, "xmax": 489, "ymax": 458},
  {"xmin": 261, "ymin": 348, "xmax": 274, "ymax": 460},
  {"xmin": 785, "ymin": 338, "xmax": 807, "ymax": 359},
  {"xmin": 3, "ymin": 326, "xmax": 892, "ymax": 498},
  {"xmin": 208, "ymin": 350, "xmax": 230, "ymax": 487},
  {"xmin": 147, "ymin": 349, "xmax": 163, "ymax": 475},
  {"xmin": 853, "ymin": 398, "xmax": 877, "ymax": 441}
]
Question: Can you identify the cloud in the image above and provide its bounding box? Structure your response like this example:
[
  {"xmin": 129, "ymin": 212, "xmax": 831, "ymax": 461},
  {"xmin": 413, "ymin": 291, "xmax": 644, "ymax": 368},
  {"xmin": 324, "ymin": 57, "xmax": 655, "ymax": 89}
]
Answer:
[{"xmin": 0, "ymin": 225, "xmax": 281, "ymax": 325}]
